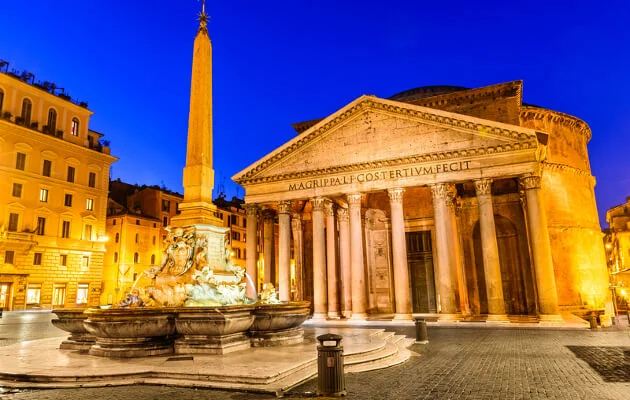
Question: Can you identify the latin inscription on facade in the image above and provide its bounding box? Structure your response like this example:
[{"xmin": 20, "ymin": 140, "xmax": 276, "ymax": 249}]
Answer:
[{"xmin": 288, "ymin": 160, "xmax": 472, "ymax": 191}]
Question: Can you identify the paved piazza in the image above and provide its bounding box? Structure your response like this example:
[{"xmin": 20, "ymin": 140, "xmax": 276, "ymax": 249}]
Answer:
[{"xmin": 1, "ymin": 312, "xmax": 629, "ymax": 399}]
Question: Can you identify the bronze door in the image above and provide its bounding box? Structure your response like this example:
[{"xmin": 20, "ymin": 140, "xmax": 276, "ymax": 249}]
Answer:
[{"xmin": 406, "ymin": 231, "xmax": 437, "ymax": 313}]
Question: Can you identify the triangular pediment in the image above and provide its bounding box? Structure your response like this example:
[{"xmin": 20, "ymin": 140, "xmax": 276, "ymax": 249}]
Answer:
[{"xmin": 233, "ymin": 96, "xmax": 542, "ymax": 185}]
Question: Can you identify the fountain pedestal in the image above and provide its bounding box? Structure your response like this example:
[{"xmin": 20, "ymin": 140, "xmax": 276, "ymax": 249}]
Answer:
[
  {"xmin": 174, "ymin": 306, "xmax": 255, "ymax": 355},
  {"xmin": 51, "ymin": 308, "xmax": 95, "ymax": 351},
  {"xmin": 250, "ymin": 302, "xmax": 310, "ymax": 347}
]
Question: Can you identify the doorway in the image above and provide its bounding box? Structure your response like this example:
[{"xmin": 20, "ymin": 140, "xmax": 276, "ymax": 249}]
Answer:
[
  {"xmin": 0, "ymin": 283, "xmax": 11, "ymax": 310},
  {"xmin": 406, "ymin": 231, "xmax": 437, "ymax": 313}
]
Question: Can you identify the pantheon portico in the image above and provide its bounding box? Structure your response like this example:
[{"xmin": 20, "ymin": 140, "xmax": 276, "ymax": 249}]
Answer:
[{"xmin": 233, "ymin": 81, "xmax": 611, "ymax": 323}]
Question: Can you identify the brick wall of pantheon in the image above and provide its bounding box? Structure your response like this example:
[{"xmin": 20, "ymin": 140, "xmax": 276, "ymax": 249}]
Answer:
[{"xmin": 233, "ymin": 81, "xmax": 610, "ymax": 322}]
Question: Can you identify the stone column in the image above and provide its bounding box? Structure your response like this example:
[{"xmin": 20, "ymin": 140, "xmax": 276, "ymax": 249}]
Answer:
[
  {"xmin": 474, "ymin": 179, "xmax": 508, "ymax": 321},
  {"xmin": 245, "ymin": 204, "xmax": 259, "ymax": 299},
  {"xmin": 278, "ymin": 200, "xmax": 292, "ymax": 302},
  {"xmin": 291, "ymin": 213, "xmax": 304, "ymax": 301},
  {"xmin": 447, "ymin": 189, "xmax": 470, "ymax": 316},
  {"xmin": 520, "ymin": 175, "xmax": 561, "ymax": 319},
  {"xmin": 262, "ymin": 209, "xmax": 276, "ymax": 285},
  {"xmin": 311, "ymin": 197, "xmax": 328, "ymax": 319},
  {"xmin": 337, "ymin": 207, "xmax": 352, "ymax": 318},
  {"xmin": 348, "ymin": 193, "xmax": 367, "ymax": 319},
  {"xmin": 388, "ymin": 188, "xmax": 412, "ymax": 320},
  {"xmin": 325, "ymin": 201, "xmax": 340, "ymax": 318},
  {"xmin": 430, "ymin": 183, "xmax": 458, "ymax": 317}
]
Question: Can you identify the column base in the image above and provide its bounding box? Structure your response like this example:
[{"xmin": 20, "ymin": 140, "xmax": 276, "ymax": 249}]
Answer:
[
  {"xmin": 437, "ymin": 313, "xmax": 460, "ymax": 322},
  {"xmin": 349, "ymin": 313, "xmax": 368, "ymax": 321},
  {"xmin": 311, "ymin": 312, "xmax": 328, "ymax": 320},
  {"xmin": 486, "ymin": 314, "xmax": 510, "ymax": 323},
  {"xmin": 393, "ymin": 313, "xmax": 413, "ymax": 321},
  {"xmin": 538, "ymin": 314, "xmax": 564, "ymax": 323},
  {"xmin": 327, "ymin": 311, "xmax": 341, "ymax": 319},
  {"xmin": 342, "ymin": 310, "xmax": 352, "ymax": 319}
]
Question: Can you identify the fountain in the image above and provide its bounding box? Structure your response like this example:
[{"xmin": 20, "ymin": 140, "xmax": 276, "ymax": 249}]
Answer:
[{"xmin": 52, "ymin": 227, "xmax": 310, "ymax": 357}]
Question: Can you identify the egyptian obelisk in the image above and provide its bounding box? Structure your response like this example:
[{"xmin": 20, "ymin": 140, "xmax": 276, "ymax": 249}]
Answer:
[{"xmin": 171, "ymin": 2, "xmax": 227, "ymax": 267}]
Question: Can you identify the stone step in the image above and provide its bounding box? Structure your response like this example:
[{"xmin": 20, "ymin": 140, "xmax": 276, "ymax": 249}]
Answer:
[{"xmin": 346, "ymin": 335, "xmax": 413, "ymax": 374}]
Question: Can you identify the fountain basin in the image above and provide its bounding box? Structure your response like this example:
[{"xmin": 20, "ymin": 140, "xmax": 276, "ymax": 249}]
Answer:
[
  {"xmin": 51, "ymin": 308, "xmax": 95, "ymax": 351},
  {"xmin": 174, "ymin": 305, "xmax": 256, "ymax": 355},
  {"xmin": 83, "ymin": 308, "xmax": 177, "ymax": 358},
  {"xmin": 250, "ymin": 301, "xmax": 311, "ymax": 347}
]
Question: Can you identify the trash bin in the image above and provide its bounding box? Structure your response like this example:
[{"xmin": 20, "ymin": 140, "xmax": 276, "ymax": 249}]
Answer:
[
  {"xmin": 414, "ymin": 317, "xmax": 428, "ymax": 344},
  {"xmin": 317, "ymin": 333, "xmax": 346, "ymax": 397}
]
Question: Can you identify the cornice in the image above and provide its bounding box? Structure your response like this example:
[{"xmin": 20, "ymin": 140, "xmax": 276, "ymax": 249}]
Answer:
[
  {"xmin": 237, "ymin": 139, "xmax": 538, "ymax": 186},
  {"xmin": 407, "ymin": 81, "xmax": 522, "ymax": 110},
  {"xmin": 234, "ymin": 97, "xmax": 538, "ymax": 184},
  {"xmin": 520, "ymin": 106, "xmax": 592, "ymax": 141},
  {"xmin": 542, "ymin": 162, "xmax": 592, "ymax": 178}
]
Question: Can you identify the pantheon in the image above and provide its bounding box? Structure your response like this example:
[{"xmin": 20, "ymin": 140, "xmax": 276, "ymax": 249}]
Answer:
[{"xmin": 233, "ymin": 81, "xmax": 610, "ymax": 323}]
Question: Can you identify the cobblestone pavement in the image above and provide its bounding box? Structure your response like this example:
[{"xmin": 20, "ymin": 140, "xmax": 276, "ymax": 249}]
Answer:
[{"xmin": 1, "ymin": 312, "xmax": 629, "ymax": 399}]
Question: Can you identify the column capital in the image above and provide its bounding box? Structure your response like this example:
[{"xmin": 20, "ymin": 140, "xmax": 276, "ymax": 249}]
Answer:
[
  {"xmin": 520, "ymin": 174, "xmax": 541, "ymax": 190},
  {"xmin": 430, "ymin": 183, "xmax": 453, "ymax": 201},
  {"xmin": 262, "ymin": 208, "xmax": 275, "ymax": 221},
  {"xmin": 324, "ymin": 200, "xmax": 336, "ymax": 217},
  {"xmin": 277, "ymin": 200, "xmax": 292, "ymax": 215},
  {"xmin": 474, "ymin": 179, "xmax": 493, "ymax": 196},
  {"xmin": 245, "ymin": 203, "xmax": 258, "ymax": 217},
  {"xmin": 337, "ymin": 207, "xmax": 349, "ymax": 222},
  {"xmin": 311, "ymin": 197, "xmax": 326, "ymax": 211},
  {"xmin": 291, "ymin": 212, "xmax": 302, "ymax": 222},
  {"xmin": 347, "ymin": 193, "xmax": 362, "ymax": 205},
  {"xmin": 387, "ymin": 188, "xmax": 405, "ymax": 204}
]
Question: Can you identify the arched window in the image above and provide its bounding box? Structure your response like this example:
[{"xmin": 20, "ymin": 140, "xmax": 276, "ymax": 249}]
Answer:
[
  {"xmin": 113, "ymin": 252, "xmax": 118, "ymax": 263},
  {"xmin": 21, "ymin": 98, "xmax": 32, "ymax": 125},
  {"xmin": 133, "ymin": 252, "xmax": 139, "ymax": 264},
  {"xmin": 135, "ymin": 233, "xmax": 139, "ymax": 243},
  {"xmin": 115, "ymin": 232, "xmax": 119, "ymax": 243},
  {"xmin": 47, "ymin": 108, "xmax": 57, "ymax": 133},
  {"xmin": 71, "ymin": 118, "xmax": 80, "ymax": 136},
  {"xmin": 150, "ymin": 254, "xmax": 156, "ymax": 264}
]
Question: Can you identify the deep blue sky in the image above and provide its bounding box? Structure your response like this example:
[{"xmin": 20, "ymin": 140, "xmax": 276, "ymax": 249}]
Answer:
[{"xmin": 1, "ymin": 1, "xmax": 629, "ymax": 226}]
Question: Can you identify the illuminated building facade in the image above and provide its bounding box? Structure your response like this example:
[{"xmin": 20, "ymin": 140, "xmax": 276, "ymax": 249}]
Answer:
[
  {"xmin": 234, "ymin": 81, "xmax": 611, "ymax": 323},
  {"xmin": 0, "ymin": 66, "xmax": 116, "ymax": 310},
  {"xmin": 604, "ymin": 197, "xmax": 630, "ymax": 313}
]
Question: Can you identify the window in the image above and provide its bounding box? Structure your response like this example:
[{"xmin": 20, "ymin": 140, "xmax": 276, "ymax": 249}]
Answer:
[
  {"xmin": 152, "ymin": 236, "xmax": 156, "ymax": 245},
  {"xmin": 161, "ymin": 200, "xmax": 170, "ymax": 212},
  {"xmin": 113, "ymin": 219, "xmax": 117, "ymax": 226},
  {"xmin": 115, "ymin": 232, "xmax": 119, "ymax": 243},
  {"xmin": 26, "ymin": 284, "xmax": 41, "ymax": 304},
  {"xmin": 21, "ymin": 98, "xmax": 32, "ymax": 125},
  {"xmin": 134, "ymin": 252, "xmax": 139, "ymax": 263},
  {"xmin": 5, "ymin": 250, "xmax": 15, "ymax": 264},
  {"xmin": 12, "ymin": 183, "xmax": 22, "ymax": 198},
  {"xmin": 153, "ymin": 223, "xmax": 156, "ymax": 228},
  {"xmin": 234, "ymin": 248, "xmax": 241, "ymax": 259},
  {"xmin": 8, "ymin": 213, "xmax": 19, "ymax": 232},
  {"xmin": 88, "ymin": 172, "xmax": 96, "ymax": 188},
  {"xmin": 113, "ymin": 252, "xmax": 118, "ymax": 263},
  {"xmin": 36, "ymin": 217, "xmax": 46, "ymax": 236},
  {"xmin": 53, "ymin": 284, "xmax": 66, "ymax": 306},
  {"xmin": 67, "ymin": 166, "xmax": 75, "ymax": 183},
  {"xmin": 231, "ymin": 215, "xmax": 238, "ymax": 226},
  {"xmin": 61, "ymin": 221, "xmax": 71, "ymax": 238},
  {"xmin": 86, "ymin": 198, "xmax": 94, "ymax": 211},
  {"xmin": 60, "ymin": 254, "xmax": 67, "ymax": 266},
  {"xmin": 81, "ymin": 256, "xmax": 89, "ymax": 268},
  {"xmin": 135, "ymin": 233, "xmax": 139, "ymax": 243},
  {"xmin": 243, "ymin": 218, "xmax": 247, "ymax": 228},
  {"xmin": 39, "ymin": 188, "xmax": 49, "ymax": 202},
  {"xmin": 42, "ymin": 160, "xmax": 52, "ymax": 177},
  {"xmin": 47, "ymin": 108, "xmax": 57, "ymax": 133},
  {"xmin": 163, "ymin": 216, "xmax": 168, "ymax": 226},
  {"xmin": 0, "ymin": 89, "xmax": 3, "ymax": 112},
  {"xmin": 71, "ymin": 118, "xmax": 80, "ymax": 136},
  {"xmin": 76, "ymin": 284, "xmax": 89, "ymax": 304},
  {"xmin": 33, "ymin": 252, "xmax": 42, "ymax": 265},
  {"xmin": 84, "ymin": 224, "xmax": 93, "ymax": 240},
  {"xmin": 135, "ymin": 219, "xmax": 140, "ymax": 225},
  {"xmin": 64, "ymin": 194, "xmax": 73, "ymax": 207},
  {"xmin": 232, "ymin": 231, "xmax": 241, "ymax": 241},
  {"xmin": 151, "ymin": 254, "xmax": 156, "ymax": 264},
  {"xmin": 16, "ymin": 152, "xmax": 26, "ymax": 170}
]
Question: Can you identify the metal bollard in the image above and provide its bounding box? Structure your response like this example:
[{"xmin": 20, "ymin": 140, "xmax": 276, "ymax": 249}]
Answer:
[
  {"xmin": 588, "ymin": 313, "xmax": 598, "ymax": 329},
  {"xmin": 0, "ymin": 307, "xmax": 3, "ymax": 318},
  {"xmin": 414, "ymin": 317, "xmax": 428, "ymax": 344},
  {"xmin": 317, "ymin": 333, "xmax": 346, "ymax": 397}
]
